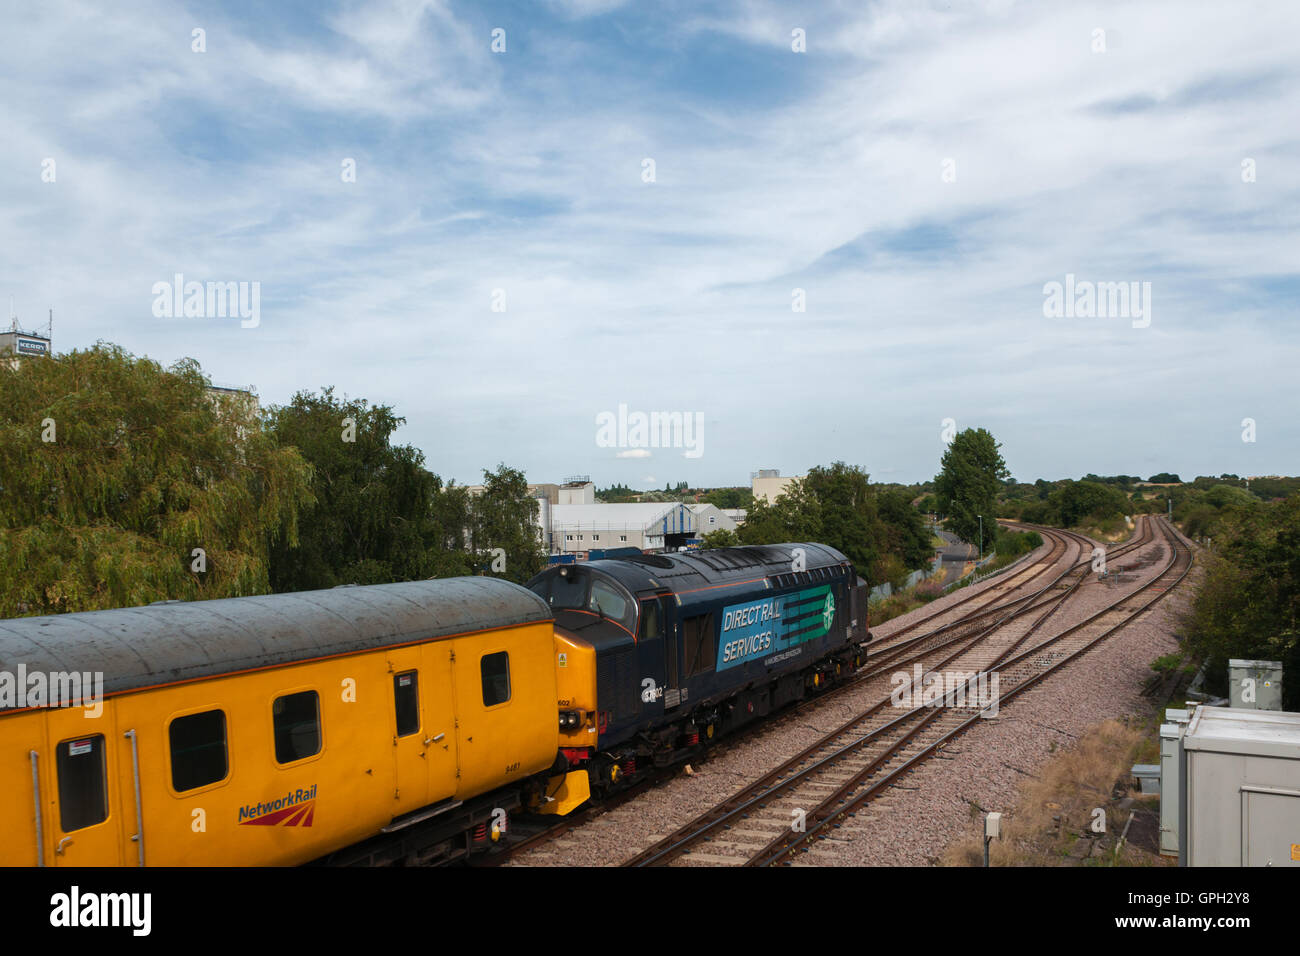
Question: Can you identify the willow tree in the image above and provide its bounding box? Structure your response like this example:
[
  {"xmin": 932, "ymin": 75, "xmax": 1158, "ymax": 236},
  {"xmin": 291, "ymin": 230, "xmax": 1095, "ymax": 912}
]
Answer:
[
  {"xmin": 470, "ymin": 464, "xmax": 548, "ymax": 584},
  {"xmin": 264, "ymin": 387, "xmax": 486, "ymax": 590},
  {"xmin": 0, "ymin": 343, "xmax": 313, "ymax": 616}
]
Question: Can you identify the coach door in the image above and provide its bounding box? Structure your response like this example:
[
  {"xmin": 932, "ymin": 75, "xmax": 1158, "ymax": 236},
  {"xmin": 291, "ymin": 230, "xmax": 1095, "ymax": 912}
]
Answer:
[
  {"xmin": 388, "ymin": 647, "xmax": 431, "ymax": 818},
  {"xmin": 45, "ymin": 706, "xmax": 124, "ymax": 866},
  {"xmin": 419, "ymin": 642, "xmax": 459, "ymax": 805}
]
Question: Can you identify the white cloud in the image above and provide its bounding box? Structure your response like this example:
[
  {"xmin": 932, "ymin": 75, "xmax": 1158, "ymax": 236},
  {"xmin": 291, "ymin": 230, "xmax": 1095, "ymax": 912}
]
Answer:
[{"xmin": 2, "ymin": 0, "xmax": 1298, "ymax": 487}]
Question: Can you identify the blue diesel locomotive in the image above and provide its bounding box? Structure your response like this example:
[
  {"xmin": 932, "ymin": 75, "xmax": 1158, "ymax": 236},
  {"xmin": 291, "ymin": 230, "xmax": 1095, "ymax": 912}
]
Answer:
[{"xmin": 525, "ymin": 542, "xmax": 871, "ymax": 798}]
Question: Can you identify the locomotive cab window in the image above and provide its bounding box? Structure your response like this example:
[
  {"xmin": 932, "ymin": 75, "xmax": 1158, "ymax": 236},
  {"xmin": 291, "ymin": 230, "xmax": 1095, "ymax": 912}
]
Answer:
[
  {"xmin": 683, "ymin": 612, "xmax": 715, "ymax": 677},
  {"xmin": 273, "ymin": 691, "xmax": 321, "ymax": 763},
  {"xmin": 394, "ymin": 671, "xmax": 420, "ymax": 737},
  {"xmin": 638, "ymin": 599, "xmax": 661, "ymax": 641},
  {"xmin": 546, "ymin": 569, "xmax": 588, "ymax": 608},
  {"xmin": 56, "ymin": 735, "xmax": 108, "ymax": 832},
  {"xmin": 481, "ymin": 652, "xmax": 510, "ymax": 707},
  {"xmin": 169, "ymin": 709, "xmax": 228, "ymax": 792},
  {"xmin": 589, "ymin": 579, "xmax": 629, "ymax": 622}
]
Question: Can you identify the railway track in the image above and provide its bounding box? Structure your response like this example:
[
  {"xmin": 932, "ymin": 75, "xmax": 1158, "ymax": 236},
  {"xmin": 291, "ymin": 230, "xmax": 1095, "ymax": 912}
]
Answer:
[
  {"xmin": 622, "ymin": 517, "xmax": 1191, "ymax": 867},
  {"xmin": 859, "ymin": 519, "xmax": 1153, "ymax": 680},
  {"xmin": 492, "ymin": 518, "xmax": 1158, "ymax": 867},
  {"xmin": 490, "ymin": 526, "xmax": 1084, "ymax": 864},
  {"xmin": 868, "ymin": 518, "xmax": 1152, "ymax": 659}
]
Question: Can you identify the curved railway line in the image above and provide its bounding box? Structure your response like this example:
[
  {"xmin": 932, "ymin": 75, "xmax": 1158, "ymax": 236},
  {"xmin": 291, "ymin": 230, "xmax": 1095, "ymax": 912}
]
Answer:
[
  {"xmin": 620, "ymin": 516, "xmax": 1192, "ymax": 868},
  {"xmin": 493, "ymin": 517, "xmax": 1170, "ymax": 867},
  {"xmin": 860, "ymin": 520, "xmax": 1154, "ymax": 677}
]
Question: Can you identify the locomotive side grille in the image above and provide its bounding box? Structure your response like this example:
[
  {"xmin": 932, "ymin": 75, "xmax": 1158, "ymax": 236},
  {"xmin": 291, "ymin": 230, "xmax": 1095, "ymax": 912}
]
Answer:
[{"xmin": 598, "ymin": 645, "xmax": 640, "ymax": 720}]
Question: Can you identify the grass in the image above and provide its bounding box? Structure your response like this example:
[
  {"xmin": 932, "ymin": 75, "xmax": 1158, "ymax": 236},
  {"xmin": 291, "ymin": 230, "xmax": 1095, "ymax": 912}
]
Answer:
[
  {"xmin": 939, "ymin": 718, "xmax": 1167, "ymax": 867},
  {"xmin": 868, "ymin": 570, "xmax": 947, "ymax": 627},
  {"xmin": 1075, "ymin": 515, "xmax": 1137, "ymax": 543}
]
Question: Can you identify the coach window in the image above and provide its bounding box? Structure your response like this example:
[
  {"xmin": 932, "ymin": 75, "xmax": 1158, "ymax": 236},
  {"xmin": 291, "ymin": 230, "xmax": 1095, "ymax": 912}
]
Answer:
[
  {"xmin": 169, "ymin": 710, "xmax": 228, "ymax": 792},
  {"xmin": 56, "ymin": 735, "xmax": 108, "ymax": 832},
  {"xmin": 683, "ymin": 612, "xmax": 715, "ymax": 677},
  {"xmin": 394, "ymin": 671, "xmax": 420, "ymax": 737},
  {"xmin": 481, "ymin": 652, "xmax": 511, "ymax": 707},
  {"xmin": 273, "ymin": 691, "xmax": 322, "ymax": 763}
]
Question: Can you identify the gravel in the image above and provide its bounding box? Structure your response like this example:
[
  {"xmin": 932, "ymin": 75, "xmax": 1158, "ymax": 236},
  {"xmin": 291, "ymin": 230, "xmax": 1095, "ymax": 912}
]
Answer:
[{"xmin": 506, "ymin": 520, "xmax": 1192, "ymax": 867}]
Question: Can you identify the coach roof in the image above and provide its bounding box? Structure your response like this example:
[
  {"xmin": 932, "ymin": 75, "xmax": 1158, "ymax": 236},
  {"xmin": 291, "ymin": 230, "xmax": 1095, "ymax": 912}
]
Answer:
[{"xmin": 0, "ymin": 577, "xmax": 551, "ymax": 708}]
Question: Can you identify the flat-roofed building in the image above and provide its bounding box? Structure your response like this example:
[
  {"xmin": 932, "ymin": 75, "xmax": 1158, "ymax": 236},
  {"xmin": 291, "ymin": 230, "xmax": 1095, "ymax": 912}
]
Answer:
[
  {"xmin": 547, "ymin": 502, "xmax": 698, "ymax": 555},
  {"xmin": 0, "ymin": 321, "xmax": 51, "ymax": 370},
  {"xmin": 559, "ymin": 478, "xmax": 595, "ymax": 505},
  {"xmin": 205, "ymin": 383, "xmax": 259, "ymax": 418},
  {"xmin": 465, "ymin": 482, "xmax": 559, "ymax": 503},
  {"xmin": 752, "ymin": 469, "xmax": 802, "ymax": 505},
  {"xmin": 723, "ymin": 508, "xmax": 747, "ymax": 526}
]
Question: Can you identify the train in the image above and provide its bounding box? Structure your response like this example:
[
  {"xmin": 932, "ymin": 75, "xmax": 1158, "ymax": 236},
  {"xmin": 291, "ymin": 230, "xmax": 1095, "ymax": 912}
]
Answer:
[{"xmin": 0, "ymin": 542, "xmax": 870, "ymax": 866}]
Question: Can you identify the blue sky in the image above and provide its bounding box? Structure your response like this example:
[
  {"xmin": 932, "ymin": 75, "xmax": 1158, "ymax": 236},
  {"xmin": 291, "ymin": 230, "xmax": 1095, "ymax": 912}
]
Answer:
[{"xmin": 3, "ymin": 0, "xmax": 1298, "ymax": 488}]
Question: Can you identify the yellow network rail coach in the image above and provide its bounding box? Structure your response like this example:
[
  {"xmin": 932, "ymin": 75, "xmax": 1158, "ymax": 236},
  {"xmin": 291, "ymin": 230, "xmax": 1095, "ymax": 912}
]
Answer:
[{"xmin": 0, "ymin": 578, "xmax": 562, "ymax": 866}]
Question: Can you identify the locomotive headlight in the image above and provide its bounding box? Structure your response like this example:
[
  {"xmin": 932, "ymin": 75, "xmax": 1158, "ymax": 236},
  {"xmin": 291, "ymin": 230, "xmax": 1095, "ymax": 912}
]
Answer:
[{"xmin": 559, "ymin": 710, "xmax": 581, "ymax": 729}]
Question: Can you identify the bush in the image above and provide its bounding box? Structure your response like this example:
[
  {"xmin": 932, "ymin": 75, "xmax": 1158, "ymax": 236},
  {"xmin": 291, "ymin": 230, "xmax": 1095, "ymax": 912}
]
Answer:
[{"xmin": 994, "ymin": 528, "xmax": 1041, "ymax": 559}]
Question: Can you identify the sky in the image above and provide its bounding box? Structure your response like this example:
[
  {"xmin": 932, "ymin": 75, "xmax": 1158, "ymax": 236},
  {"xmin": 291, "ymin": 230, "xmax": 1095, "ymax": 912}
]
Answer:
[{"xmin": 3, "ymin": 0, "xmax": 1298, "ymax": 489}]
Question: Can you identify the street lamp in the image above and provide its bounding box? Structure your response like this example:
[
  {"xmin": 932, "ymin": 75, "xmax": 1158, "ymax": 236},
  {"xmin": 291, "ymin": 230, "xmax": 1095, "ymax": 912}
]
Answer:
[{"xmin": 978, "ymin": 515, "xmax": 983, "ymax": 560}]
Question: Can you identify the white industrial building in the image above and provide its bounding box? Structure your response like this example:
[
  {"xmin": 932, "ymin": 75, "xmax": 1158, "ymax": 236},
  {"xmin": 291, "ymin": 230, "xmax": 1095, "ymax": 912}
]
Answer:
[
  {"xmin": 686, "ymin": 503, "xmax": 740, "ymax": 534},
  {"xmin": 544, "ymin": 502, "xmax": 698, "ymax": 555}
]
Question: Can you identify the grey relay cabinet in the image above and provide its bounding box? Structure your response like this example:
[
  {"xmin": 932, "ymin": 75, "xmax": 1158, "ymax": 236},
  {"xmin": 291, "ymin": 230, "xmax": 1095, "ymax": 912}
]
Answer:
[
  {"xmin": 1228, "ymin": 659, "xmax": 1283, "ymax": 711},
  {"xmin": 1182, "ymin": 706, "xmax": 1300, "ymax": 866}
]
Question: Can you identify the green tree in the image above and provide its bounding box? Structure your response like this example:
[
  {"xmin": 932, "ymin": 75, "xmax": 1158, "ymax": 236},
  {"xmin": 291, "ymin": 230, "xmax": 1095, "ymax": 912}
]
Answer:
[
  {"xmin": 877, "ymin": 487, "xmax": 933, "ymax": 571},
  {"xmin": 737, "ymin": 462, "xmax": 929, "ymax": 587},
  {"xmin": 739, "ymin": 478, "xmax": 823, "ymax": 550},
  {"xmin": 699, "ymin": 528, "xmax": 741, "ymax": 549},
  {"xmin": 1047, "ymin": 480, "xmax": 1130, "ymax": 527},
  {"xmin": 597, "ymin": 483, "xmax": 637, "ymax": 503},
  {"xmin": 703, "ymin": 487, "xmax": 753, "ymax": 510},
  {"xmin": 264, "ymin": 387, "xmax": 460, "ymax": 590},
  {"xmin": 933, "ymin": 428, "xmax": 1009, "ymax": 550},
  {"xmin": 800, "ymin": 464, "xmax": 878, "ymax": 571},
  {"xmin": 469, "ymin": 464, "xmax": 547, "ymax": 584},
  {"xmin": 0, "ymin": 344, "xmax": 312, "ymax": 615},
  {"xmin": 1186, "ymin": 495, "xmax": 1300, "ymax": 709}
]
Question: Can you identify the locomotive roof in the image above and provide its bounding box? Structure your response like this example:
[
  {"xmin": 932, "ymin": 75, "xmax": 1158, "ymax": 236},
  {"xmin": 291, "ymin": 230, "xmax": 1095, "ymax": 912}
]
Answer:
[
  {"xmin": 582, "ymin": 542, "xmax": 851, "ymax": 594},
  {"xmin": 0, "ymin": 577, "xmax": 551, "ymax": 709}
]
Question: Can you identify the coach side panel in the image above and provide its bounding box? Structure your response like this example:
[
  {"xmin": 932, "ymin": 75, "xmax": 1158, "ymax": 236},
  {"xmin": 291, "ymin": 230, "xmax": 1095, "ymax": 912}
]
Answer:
[
  {"xmin": 451, "ymin": 621, "xmax": 559, "ymax": 799},
  {"xmin": 109, "ymin": 646, "xmax": 404, "ymax": 866}
]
